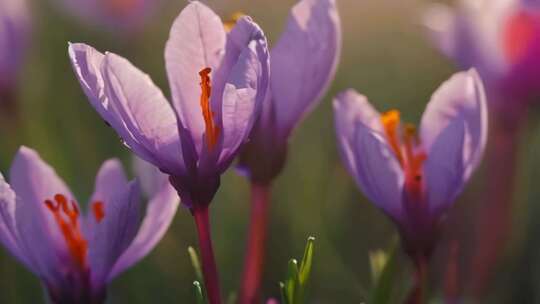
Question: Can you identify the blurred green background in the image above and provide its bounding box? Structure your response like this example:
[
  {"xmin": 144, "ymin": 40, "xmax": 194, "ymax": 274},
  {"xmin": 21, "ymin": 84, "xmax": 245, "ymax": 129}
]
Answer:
[{"xmin": 1, "ymin": 0, "xmax": 538, "ymax": 302}]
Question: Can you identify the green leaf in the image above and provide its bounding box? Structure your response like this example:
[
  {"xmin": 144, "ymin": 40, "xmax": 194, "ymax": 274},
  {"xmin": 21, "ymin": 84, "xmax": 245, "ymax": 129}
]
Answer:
[
  {"xmin": 193, "ymin": 281, "xmax": 205, "ymax": 304},
  {"xmin": 188, "ymin": 247, "xmax": 207, "ymax": 303},
  {"xmin": 285, "ymin": 259, "xmax": 299, "ymax": 303},
  {"xmin": 298, "ymin": 236, "xmax": 315, "ymax": 285},
  {"xmin": 368, "ymin": 243, "xmax": 399, "ymax": 304},
  {"xmin": 226, "ymin": 292, "xmax": 237, "ymax": 304},
  {"xmin": 278, "ymin": 236, "xmax": 317, "ymax": 304},
  {"xmin": 279, "ymin": 282, "xmax": 288, "ymax": 304},
  {"xmin": 369, "ymin": 250, "xmax": 388, "ymax": 283},
  {"xmin": 188, "ymin": 246, "xmax": 204, "ymax": 283}
]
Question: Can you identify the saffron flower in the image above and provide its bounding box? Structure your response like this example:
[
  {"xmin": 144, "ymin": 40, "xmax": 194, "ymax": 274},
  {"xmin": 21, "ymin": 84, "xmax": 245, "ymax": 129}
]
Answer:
[
  {"xmin": 424, "ymin": 0, "xmax": 540, "ymax": 107},
  {"xmin": 334, "ymin": 69, "xmax": 487, "ymax": 259},
  {"xmin": 0, "ymin": 147, "xmax": 179, "ymax": 303},
  {"xmin": 236, "ymin": 1, "xmax": 340, "ymax": 302},
  {"xmin": 0, "ymin": 0, "xmax": 30, "ymax": 102},
  {"xmin": 423, "ymin": 1, "xmax": 534, "ymax": 294},
  {"xmin": 53, "ymin": 0, "xmax": 160, "ymax": 31},
  {"xmin": 69, "ymin": 2, "xmax": 269, "ymax": 303},
  {"xmin": 238, "ymin": 0, "xmax": 341, "ymax": 182}
]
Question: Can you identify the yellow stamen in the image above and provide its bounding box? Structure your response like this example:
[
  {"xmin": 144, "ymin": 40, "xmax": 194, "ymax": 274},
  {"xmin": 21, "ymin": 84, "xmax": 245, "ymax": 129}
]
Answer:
[
  {"xmin": 223, "ymin": 12, "xmax": 245, "ymax": 32},
  {"xmin": 199, "ymin": 68, "xmax": 220, "ymax": 149}
]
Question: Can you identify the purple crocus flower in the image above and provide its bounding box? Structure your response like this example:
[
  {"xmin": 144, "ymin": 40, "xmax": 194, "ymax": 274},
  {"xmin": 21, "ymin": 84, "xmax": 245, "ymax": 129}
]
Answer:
[
  {"xmin": 70, "ymin": 3, "xmax": 269, "ymax": 303},
  {"xmin": 334, "ymin": 69, "xmax": 487, "ymax": 255},
  {"xmin": 238, "ymin": 0, "xmax": 341, "ymax": 183},
  {"xmin": 0, "ymin": 0, "xmax": 30, "ymax": 98},
  {"xmin": 0, "ymin": 147, "xmax": 179, "ymax": 303},
  {"xmin": 68, "ymin": 1, "xmax": 269, "ymax": 208},
  {"xmin": 424, "ymin": 0, "xmax": 540, "ymax": 107},
  {"xmin": 54, "ymin": 0, "xmax": 160, "ymax": 31}
]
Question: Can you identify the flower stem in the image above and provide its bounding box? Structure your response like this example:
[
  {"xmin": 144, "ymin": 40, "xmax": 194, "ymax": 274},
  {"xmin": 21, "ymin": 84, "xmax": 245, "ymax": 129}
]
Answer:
[
  {"xmin": 470, "ymin": 107, "xmax": 525, "ymax": 296},
  {"xmin": 239, "ymin": 182, "xmax": 271, "ymax": 304},
  {"xmin": 405, "ymin": 254, "xmax": 428, "ymax": 304},
  {"xmin": 193, "ymin": 205, "xmax": 222, "ymax": 304}
]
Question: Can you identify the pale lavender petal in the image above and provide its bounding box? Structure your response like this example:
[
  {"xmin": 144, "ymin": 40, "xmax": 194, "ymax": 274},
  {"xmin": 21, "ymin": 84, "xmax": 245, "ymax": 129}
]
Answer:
[
  {"xmin": 351, "ymin": 123, "xmax": 404, "ymax": 222},
  {"xmin": 0, "ymin": 172, "xmax": 33, "ymax": 272},
  {"xmin": 423, "ymin": 4, "xmax": 457, "ymax": 60},
  {"xmin": 131, "ymin": 156, "xmax": 169, "ymax": 197},
  {"xmin": 87, "ymin": 160, "xmax": 140, "ymax": 287},
  {"xmin": 164, "ymin": 1, "xmax": 226, "ymax": 152},
  {"xmin": 423, "ymin": 1, "xmax": 515, "ymax": 78},
  {"xmin": 100, "ymin": 52, "xmax": 185, "ymax": 175},
  {"xmin": 108, "ymin": 181, "xmax": 179, "ymax": 280},
  {"xmin": 420, "ymin": 69, "xmax": 488, "ymax": 180},
  {"xmin": 69, "ymin": 43, "xmax": 178, "ymax": 170},
  {"xmin": 83, "ymin": 159, "xmax": 128, "ymax": 237},
  {"xmin": 0, "ymin": 0, "xmax": 30, "ymax": 88},
  {"xmin": 218, "ymin": 28, "xmax": 269, "ymax": 168},
  {"xmin": 211, "ymin": 17, "xmax": 269, "ymax": 122},
  {"xmin": 333, "ymin": 89, "xmax": 383, "ymax": 182},
  {"xmin": 9, "ymin": 147, "xmax": 75, "ymax": 284},
  {"xmin": 424, "ymin": 118, "xmax": 466, "ymax": 215},
  {"xmin": 271, "ymin": 0, "xmax": 341, "ymax": 136}
]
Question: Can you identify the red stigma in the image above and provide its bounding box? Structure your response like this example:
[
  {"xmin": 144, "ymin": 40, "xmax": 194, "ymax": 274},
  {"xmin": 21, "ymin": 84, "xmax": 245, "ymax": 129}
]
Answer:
[
  {"xmin": 92, "ymin": 201, "xmax": 105, "ymax": 223},
  {"xmin": 380, "ymin": 111, "xmax": 426, "ymax": 202},
  {"xmin": 199, "ymin": 67, "xmax": 220, "ymax": 150},
  {"xmin": 44, "ymin": 194, "xmax": 87, "ymax": 269}
]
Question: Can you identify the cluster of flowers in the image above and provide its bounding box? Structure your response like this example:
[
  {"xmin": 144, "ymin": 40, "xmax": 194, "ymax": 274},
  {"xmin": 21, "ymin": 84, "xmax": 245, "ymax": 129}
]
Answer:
[{"xmin": 1, "ymin": 0, "xmax": 540, "ymax": 303}]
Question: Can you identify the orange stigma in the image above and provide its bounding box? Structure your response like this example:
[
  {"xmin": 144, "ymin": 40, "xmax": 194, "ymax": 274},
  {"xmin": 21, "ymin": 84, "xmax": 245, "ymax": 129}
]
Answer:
[
  {"xmin": 381, "ymin": 110, "xmax": 426, "ymax": 200},
  {"xmin": 45, "ymin": 194, "xmax": 87, "ymax": 269},
  {"xmin": 381, "ymin": 110, "xmax": 404, "ymax": 164},
  {"xmin": 199, "ymin": 67, "xmax": 220, "ymax": 149},
  {"xmin": 92, "ymin": 201, "xmax": 105, "ymax": 223}
]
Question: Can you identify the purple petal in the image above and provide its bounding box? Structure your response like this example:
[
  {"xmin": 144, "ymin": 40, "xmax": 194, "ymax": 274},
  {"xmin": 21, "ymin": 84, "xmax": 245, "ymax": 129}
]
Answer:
[
  {"xmin": 0, "ymin": 0, "xmax": 30, "ymax": 88},
  {"xmin": 9, "ymin": 147, "xmax": 76, "ymax": 284},
  {"xmin": 271, "ymin": 0, "xmax": 341, "ymax": 136},
  {"xmin": 164, "ymin": 1, "xmax": 226, "ymax": 153},
  {"xmin": 83, "ymin": 158, "xmax": 128, "ymax": 237},
  {"xmin": 131, "ymin": 156, "xmax": 169, "ymax": 197},
  {"xmin": 420, "ymin": 69, "xmax": 488, "ymax": 181},
  {"xmin": 0, "ymin": 172, "xmax": 33, "ymax": 272},
  {"xmin": 352, "ymin": 122, "xmax": 404, "ymax": 222},
  {"xmin": 108, "ymin": 180, "xmax": 179, "ymax": 280},
  {"xmin": 333, "ymin": 89, "xmax": 383, "ymax": 181},
  {"xmin": 100, "ymin": 52, "xmax": 185, "ymax": 175},
  {"xmin": 87, "ymin": 160, "xmax": 140, "ymax": 287},
  {"xmin": 423, "ymin": 117, "xmax": 466, "ymax": 215},
  {"xmin": 69, "ymin": 43, "xmax": 182, "ymax": 174},
  {"xmin": 423, "ymin": 1, "xmax": 513, "ymax": 78},
  {"xmin": 218, "ymin": 20, "xmax": 270, "ymax": 169},
  {"xmin": 423, "ymin": 4, "xmax": 457, "ymax": 60}
]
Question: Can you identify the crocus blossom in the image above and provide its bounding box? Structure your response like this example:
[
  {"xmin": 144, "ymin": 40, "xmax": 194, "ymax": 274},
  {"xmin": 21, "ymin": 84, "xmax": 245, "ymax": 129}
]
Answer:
[
  {"xmin": 0, "ymin": 0, "xmax": 30, "ymax": 94},
  {"xmin": 238, "ymin": 0, "xmax": 341, "ymax": 183},
  {"xmin": 69, "ymin": 1, "xmax": 270, "ymax": 207},
  {"xmin": 424, "ymin": 0, "xmax": 540, "ymax": 107},
  {"xmin": 53, "ymin": 0, "xmax": 160, "ymax": 31},
  {"xmin": 0, "ymin": 147, "xmax": 179, "ymax": 303},
  {"xmin": 334, "ymin": 69, "xmax": 487, "ymax": 254}
]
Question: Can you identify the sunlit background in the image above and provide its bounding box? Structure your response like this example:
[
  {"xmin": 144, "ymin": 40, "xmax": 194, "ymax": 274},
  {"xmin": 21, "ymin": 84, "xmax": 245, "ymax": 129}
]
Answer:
[{"xmin": 0, "ymin": 0, "xmax": 537, "ymax": 302}]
